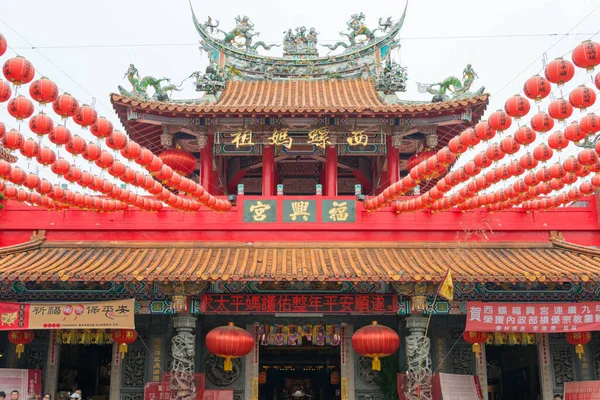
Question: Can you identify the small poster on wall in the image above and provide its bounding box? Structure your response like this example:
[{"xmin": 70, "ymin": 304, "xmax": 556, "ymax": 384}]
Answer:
[
  {"xmin": 0, "ymin": 369, "xmax": 42, "ymax": 400},
  {"xmin": 438, "ymin": 373, "xmax": 483, "ymax": 400}
]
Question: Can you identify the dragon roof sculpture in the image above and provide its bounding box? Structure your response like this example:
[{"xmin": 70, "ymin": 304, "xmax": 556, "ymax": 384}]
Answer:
[{"xmin": 190, "ymin": 0, "xmax": 408, "ymax": 82}]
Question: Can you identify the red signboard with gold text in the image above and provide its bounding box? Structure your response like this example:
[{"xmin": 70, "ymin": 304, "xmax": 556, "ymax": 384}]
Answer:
[
  {"xmin": 466, "ymin": 301, "xmax": 600, "ymax": 333},
  {"xmin": 0, "ymin": 299, "xmax": 135, "ymax": 330},
  {"xmin": 199, "ymin": 294, "xmax": 397, "ymax": 314}
]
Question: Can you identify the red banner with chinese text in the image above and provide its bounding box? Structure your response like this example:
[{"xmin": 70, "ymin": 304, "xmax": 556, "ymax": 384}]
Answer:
[{"xmin": 466, "ymin": 302, "xmax": 600, "ymax": 333}]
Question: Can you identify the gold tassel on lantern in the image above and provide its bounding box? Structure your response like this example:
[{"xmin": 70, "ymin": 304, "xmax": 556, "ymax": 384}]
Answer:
[
  {"xmin": 371, "ymin": 356, "xmax": 381, "ymax": 371},
  {"xmin": 575, "ymin": 344, "xmax": 585, "ymax": 359},
  {"xmin": 223, "ymin": 356, "xmax": 233, "ymax": 371},
  {"xmin": 119, "ymin": 343, "xmax": 129, "ymax": 359},
  {"xmin": 471, "ymin": 343, "xmax": 481, "ymax": 355},
  {"xmin": 15, "ymin": 343, "xmax": 24, "ymax": 358}
]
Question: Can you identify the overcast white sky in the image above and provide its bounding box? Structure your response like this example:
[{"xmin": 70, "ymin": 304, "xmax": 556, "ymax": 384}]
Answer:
[{"xmin": 1, "ymin": 0, "xmax": 600, "ymax": 195}]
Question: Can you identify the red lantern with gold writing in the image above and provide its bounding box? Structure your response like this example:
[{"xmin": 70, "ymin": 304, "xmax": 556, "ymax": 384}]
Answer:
[
  {"xmin": 206, "ymin": 322, "xmax": 254, "ymax": 371},
  {"xmin": 566, "ymin": 332, "xmax": 592, "ymax": 359},
  {"xmin": 112, "ymin": 329, "xmax": 137, "ymax": 358},
  {"xmin": 8, "ymin": 330, "xmax": 34, "ymax": 358},
  {"xmin": 463, "ymin": 331, "xmax": 488, "ymax": 355},
  {"xmin": 352, "ymin": 321, "xmax": 399, "ymax": 371}
]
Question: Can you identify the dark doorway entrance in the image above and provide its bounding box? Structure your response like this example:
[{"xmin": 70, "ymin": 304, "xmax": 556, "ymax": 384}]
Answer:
[
  {"xmin": 486, "ymin": 345, "xmax": 540, "ymax": 400},
  {"xmin": 58, "ymin": 345, "xmax": 113, "ymax": 400},
  {"xmin": 259, "ymin": 346, "xmax": 341, "ymax": 400}
]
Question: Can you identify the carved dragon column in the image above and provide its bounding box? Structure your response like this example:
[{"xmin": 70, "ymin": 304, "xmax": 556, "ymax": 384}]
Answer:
[
  {"xmin": 170, "ymin": 315, "xmax": 197, "ymax": 400},
  {"xmin": 404, "ymin": 316, "xmax": 432, "ymax": 400}
]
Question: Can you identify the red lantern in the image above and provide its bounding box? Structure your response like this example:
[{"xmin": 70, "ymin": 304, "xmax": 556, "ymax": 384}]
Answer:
[
  {"xmin": 8, "ymin": 330, "xmax": 34, "ymax": 358},
  {"xmin": 572, "ymin": 41, "xmax": 600, "ymax": 71},
  {"xmin": 0, "ymin": 34, "xmax": 6, "ymax": 57},
  {"xmin": 352, "ymin": 321, "xmax": 399, "ymax": 371},
  {"xmin": 95, "ymin": 151, "xmax": 115, "ymax": 170},
  {"xmin": 8, "ymin": 167, "xmax": 26, "ymax": 185},
  {"xmin": 578, "ymin": 149, "xmax": 598, "ymax": 166},
  {"xmin": 436, "ymin": 148, "xmax": 456, "ymax": 165},
  {"xmin": 545, "ymin": 57, "xmax": 575, "ymax": 85},
  {"xmin": 566, "ymin": 332, "xmax": 592, "ymax": 359},
  {"xmin": 460, "ymin": 128, "xmax": 480, "ymax": 148},
  {"xmin": 19, "ymin": 138, "xmax": 40, "ymax": 159},
  {"xmin": 596, "ymin": 72, "xmax": 600, "ymax": 90},
  {"xmin": 53, "ymin": 93, "xmax": 79, "ymax": 119},
  {"xmin": 488, "ymin": 110, "xmax": 512, "ymax": 132},
  {"xmin": 565, "ymin": 122, "xmax": 586, "ymax": 143},
  {"xmin": 533, "ymin": 143, "xmax": 553, "ymax": 162},
  {"xmin": 2, "ymin": 129, "xmax": 24, "ymax": 151},
  {"xmin": 474, "ymin": 121, "xmax": 496, "ymax": 142},
  {"xmin": 330, "ymin": 371, "xmax": 340, "ymax": 386},
  {"xmin": 158, "ymin": 148, "xmax": 197, "ymax": 176},
  {"xmin": 112, "ymin": 329, "xmax": 138, "ymax": 358},
  {"xmin": 462, "ymin": 331, "xmax": 488, "ymax": 355},
  {"xmin": 23, "ymin": 173, "xmax": 41, "ymax": 190},
  {"xmin": 2, "ymin": 56, "xmax": 35, "ymax": 86},
  {"xmin": 569, "ymin": 85, "xmax": 596, "ymax": 111},
  {"xmin": 66, "ymin": 135, "xmax": 88, "ymax": 156},
  {"xmin": 121, "ymin": 141, "xmax": 142, "ymax": 161},
  {"xmin": 500, "ymin": 136, "xmax": 520, "ymax": 155},
  {"xmin": 473, "ymin": 152, "xmax": 492, "ymax": 168},
  {"xmin": 514, "ymin": 126, "xmax": 536, "ymax": 146},
  {"xmin": 108, "ymin": 161, "xmax": 127, "ymax": 178},
  {"xmin": 90, "ymin": 117, "xmax": 114, "ymax": 139},
  {"xmin": 523, "ymin": 75, "xmax": 551, "ymax": 102},
  {"xmin": 0, "ymin": 160, "xmax": 12, "ymax": 178},
  {"xmin": 564, "ymin": 156, "xmax": 582, "ymax": 174},
  {"xmin": 0, "ymin": 122, "xmax": 4, "ymax": 140},
  {"xmin": 530, "ymin": 112, "xmax": 554, "ymax": 133},
  {"xmin": 520, "ymin": 153, "xmax": 538, "ymax": 170},
  {"xmin": 29, "ymin": 77, "xmax": 59, "ymax": 105},
  {"xmin": 504, "ymin": 95, "xmax": 531, "ymax": 119},
  {"xmin": 29, "ymin": 112, "xmax": 54, "ymax": 136},
  {"xmin": 486, "ymin": 143, "xmax": 505, "ymax": 162},
  {"xmin": 73, "ymin": 104, "xmax": 98, "ymax": 128},
  {"xmin": 47, "ymin": 126, "xmax": 71, "ymax": 148},
  {"xmin": 51, "ymin": 158, "xmax": 70, "ymax": 177},
  {"xmin": 548, "ymin": 98, "xmax": 573, "ymax": 122},
  {"xmin": 547, "ymin": 131, "xmax": 569, "ymax": 151},
  {"xmin": 259, "ymin": 370, "xmax": 267, "ymax": 385},
  {"xmin": 106, "ymin": 130, "xmax": 128, "ymax": 151},
  {"xmin": 64, "ymin": 166, "xmax": 82, "ymax": 183},
  {"xmin": 7, "ymin": 95, "xmax": 34, "ymax": 121},
  {"xmin": 206, "ymin": 322, "xmax": 254, "ymax": 371},
  {"xmin": 136, "ymin": 148, "xmax": 154, "ymax": 166},
  {"xmin": 580, "ymin": 114, "xmax": 600, "ymax": 135},
  {"xmin": 82, "ymin": 143, "xmax": 101, "ymax": 163},
  {"xmin": 0, "ymin": 79, "xmax": 11, "ymax": 102},
  {"xmin": 36, "ymin": 179, "xmax": 53, "ymax": 195}
]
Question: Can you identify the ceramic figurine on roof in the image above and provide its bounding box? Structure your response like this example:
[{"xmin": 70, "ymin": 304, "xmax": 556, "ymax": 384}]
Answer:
[
  {"xmin": 283, "ymin": 26, "xmax": 319, "ymax": 57},
  {"xmin": 323, "ymin": 13, "xmax": 380, "ymax": 52},
  {"xmin": 118, "ymin": 64, "xmax": 182, "ymax": 101},
  {"xmin": 417, "ymin": 64, "xmax": 485, "ymax": 102},
  {"xmin": 203, "ymin": 14, "xmax": 280, "ymax": 55},
  {"xmin": 375, "ymin": 58, "xmax": 408, "ymax": 95}
]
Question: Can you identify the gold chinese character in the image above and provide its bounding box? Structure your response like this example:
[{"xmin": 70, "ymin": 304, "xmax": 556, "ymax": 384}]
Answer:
[
  {"xmin": 289, "ymin": 201, "xmax": 311, "ymax": 221},
  {"xmin": 347, "ymin": 130, "xmax": 368, "ymax": 146},
  {"xmin": 269, "ymin": 129, "xmax": 293, "ymax": 149},
  {"xmin": 329, "ymin": 201, "xmax": 349, "ymax": 221},
  {"xmin": 249, "ymin": 201, "xmax": 271, "ymax": 221},
  {"xmin": 307, "ymin": 127, "xmax": 331, "ymax": 149},
  {"xmin": 231, "ymin": 128, "xmax": 255, "ymax": 148}
]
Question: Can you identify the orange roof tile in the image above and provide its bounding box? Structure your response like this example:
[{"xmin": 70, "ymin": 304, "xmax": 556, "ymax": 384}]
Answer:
[
  {"xmin": 0, "ymin": 234, "xmax": 598, "ymax": 283},
  {"xmin": 110, "ymin": 79, "xmax": 489, "ymax": 115}
]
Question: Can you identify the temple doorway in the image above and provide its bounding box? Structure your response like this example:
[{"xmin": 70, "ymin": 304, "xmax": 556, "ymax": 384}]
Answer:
[
  {"xmin": 485, "ymin": 344, "xmax": 540, "ymax": 400},
  {"xmin": 258, "ymin": 324, "xmax": 342, "ymax": 400},
  {"xmin": 57, "ymin": 344, "xmax": 113, "ymax": 400}
]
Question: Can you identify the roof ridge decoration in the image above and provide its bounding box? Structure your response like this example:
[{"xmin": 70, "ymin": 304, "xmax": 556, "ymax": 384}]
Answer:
[
  {"xmin": 0, "ymin": 230, "xmax": 46, "ymax": 256},
  {"xmin": 189, "ymin": 0, "xmax": 409, "ymax": 86}
]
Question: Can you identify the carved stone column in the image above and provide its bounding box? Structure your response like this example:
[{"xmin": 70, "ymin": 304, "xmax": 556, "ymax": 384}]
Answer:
[
  {"xmin": 171, "ymin": 315, "xmax": 197, "ymax": 400},
  {"xmin": 109, "ymin": 342, "xmax": 124, "ymax": 400},
  {"xmin": 537, "ymin": 334, "xmax": 554, "ymax": 400},
  {"xmin": 475, "ymin": 345, "xmax": 488, "ymax": 400},
  {"xmin": 44, "ymin": 331, "xmax": 61, "ymax": 395},
  {"xmin": 404, "ymin": 316, "xmax": 432, "ymax": 400}
]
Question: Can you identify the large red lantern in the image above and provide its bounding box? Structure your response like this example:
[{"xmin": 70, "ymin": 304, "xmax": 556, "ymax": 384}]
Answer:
[
  {"xmin": 520, "ymin": 153, "xmax": 538, "ymax": 170},
  {"xmin": 90, "ymin": 117, "xmax": 114, "ymax": 139},
  {"xmin": 548, "ymin": 131, "xmax": 569, "ymax": 151},
  {"xmin": 530, "ymin": 112, "xmax": 554, "ymax": 133},
  {"xmin": 578, "ymin": 149, "xmax": 599, "ymax": 166},
  {"xmin": 566, "ymin": 332, "xmax": 592, "ymax": 359},
  {"xmin": 49, "ymin": 126, "xmax": 72, "ymax": 147},
  {"xmin": 548, "ymin": 98, "xmax": 573, "ymax": 122},
  {"xmin": 463, "ymin": 331, "xmax": 489, "ymax": 355},
  {"xmin": 82, "ymin": 143, "xmax": 102, "ymax": 163},
  {"xmin": 121, "ymin": 141, "xmax": 142, "ymax": 161},
  {"xmin": 533, "ymin": 144, "xmax": 553, "ymax": 162},
  {"xmin": 52, "ymin": 93, "xmax": 79, "ymax": 119},
  {"xmin": 66, "ymin": 135, "xmax": 88, "ymax": 156},
  {"xmin": 29, "ymin": 112, "xmax": 54, "ymax": 136},
  {"xmin": 474, "ymin": 121, "xmax": 496, "ymax": 142},
  {"xmin": 51, "ymin": 158, "xmax": 71, "ymax": 177},
  {"xmin": 19, "ymin": 138, "xmax": 40, "ymax": 159},
  {"xmin": 488, "ymin": 110, "xmax": 512, "ymax": 132},
  {"xmin": 0, "ymin": 34, "xmax": 6, "ymax": 57},
  {"xmin": 580, "ymin": 114, "xmax": 600, "ymax": 135},
  {"xmin": 523, "ymin": 75, "xmax": 551, "ymax": 102},
  {"xmin": 352, "ymin": 321, "xmax": 400, "ymax": 371},
  {"xmin": 504, "ymin": 95, "xmax": 530, "ymax": 119},
  {"xmin": 106, "ymin": 130, "xmax": 128, "ymax": 151},
  {"xmin": 112, "ymin": 329, "xmax": 138, "ymax": 358},
  {"xmin": 158, "ymin": 148, "xmax": 197, "ymax": 176},
  {"xmin": 565, "ymin": 122, "xmax": 587, "ymax": 143},
  {"xmin": 7, "ymin": 95, "xmax": 34, "ymax": 121},
  {"xmin": 2, "ymin": 56, "xmax": 35, "ymax": 86},
  {"xmin": 29, "ymin": 77, "xmax": 59, "ymax": 105},
  {"xmin": 95, "ymin": 151, "xmax": 115, "ymax": 170},
  {"xmin": 500, "ymin": 136, "xmax": 520, "ymax": 155},
  {"xmin": 7, "ymin": 330, "xmax": 34, "ymax": 359},
  {"xmin": 206, "ymin": 322, "xmax": 254, "ymax": 371},
  {"xmin": 73, "ymin": 104, "xmax": 98, "ymax": 128},
  {"xmin": 2, "ymin": 129, "xmax": 24, "ymax": 151},
  {"xmin": 460, "ymin": 128, "xmax": 479, "ymax": 148},
  {"xmin": 0, "ymin": 80, "xmax": 11, "ymax": 102},
  {"xmin": 545, "ymin": 57, "xmax": 575, "ymax": 85},
  {"xmin": 569, "ymin": 85, "xmax": 596, "ymax": 111},
  {"xmin": 572, "ymin": 41, "xmax": 600, "ymax": 71},
  {"xmin": 514, "ymin": 126, "xmax": 536, "ymax": 146}
]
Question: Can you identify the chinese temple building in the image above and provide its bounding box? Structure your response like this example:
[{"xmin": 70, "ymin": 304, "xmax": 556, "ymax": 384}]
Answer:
[{"xmin": 1, "ymin": 3, "xmax": 600, "ymax": 400}]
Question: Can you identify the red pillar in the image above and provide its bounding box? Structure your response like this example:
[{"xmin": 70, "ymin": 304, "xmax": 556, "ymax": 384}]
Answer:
[
  {"xmin": 200, "ymin": 135, "xmax": 213, "ymax": 194},
  {"xmin": 387, "ymin": 135, "xmax": 399, "ymax": 185},
  {"xmin": 325, "ymin": 145, "xmax": 338, "ymax": 196},
  {"xmin": 262, "ymin": 145, "xmax": 275, "ymax": 196}
]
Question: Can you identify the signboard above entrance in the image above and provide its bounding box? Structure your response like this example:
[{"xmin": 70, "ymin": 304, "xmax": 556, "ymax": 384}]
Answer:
[
  {"xmin": 467, "ymin": 301, "xmax": 600, "ymax": 333},
  {"xmin": 199, "ymin": 294, "xmax": 398, "ymax": 314}
]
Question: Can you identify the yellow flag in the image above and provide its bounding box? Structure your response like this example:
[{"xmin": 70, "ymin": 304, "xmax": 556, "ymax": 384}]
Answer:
[{"xmin": 437, "ymin": 270, "xmax": 454, "ymax": 301}]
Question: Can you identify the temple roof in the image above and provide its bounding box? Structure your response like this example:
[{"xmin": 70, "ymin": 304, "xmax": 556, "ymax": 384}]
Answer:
[
  {"xmin": 0, "ymin": 144, "xmax": 17, "ymax": 163},
  {"xmin": 1, "ymin": 236, "xmax": 598, "ymax": 283},
  {"xmin": 111, "ymin": 80, "xmax": 489, "ymax": 115}
]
